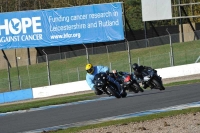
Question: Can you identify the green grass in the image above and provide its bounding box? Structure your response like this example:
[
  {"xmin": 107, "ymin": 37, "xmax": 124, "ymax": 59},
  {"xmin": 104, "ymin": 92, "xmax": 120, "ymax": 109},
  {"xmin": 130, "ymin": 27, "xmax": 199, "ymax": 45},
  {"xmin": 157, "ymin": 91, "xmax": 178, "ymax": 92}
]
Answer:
[
  {"xmin": 0, "ymin": 93, "xmax": 95, "ymax": 113},
  {"xmin": 0, "ymin": 40, "xmax": 200, "ymax": 92},
  {"xmin": 164, "ymin": 79, "xmax": 200, "ymax": 87}
]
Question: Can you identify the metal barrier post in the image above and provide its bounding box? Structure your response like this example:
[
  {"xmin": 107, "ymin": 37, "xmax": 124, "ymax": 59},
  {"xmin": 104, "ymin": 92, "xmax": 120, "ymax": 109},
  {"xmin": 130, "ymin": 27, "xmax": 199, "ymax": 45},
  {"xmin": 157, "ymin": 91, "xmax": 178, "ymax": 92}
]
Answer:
[
  {"xmin": 77, "ymin": 67, "xmax": 80, "ymax": 81},
  {"xmin": 4, "ymin": 56, "xmax": 12, "ymax": 91},
  {"xmin": 195, "ymin": 56, "xmax": 200, "ymax": 63},
  {"xmin": 166, "ymin": 28, "xmax": 174, "ymax": 66},
  {"xmin": 83, "ymin": 44, "xmax": 90, "ymax": 64},
  {"xmin": 42, "ymin": 49, "xmax": 51, "ymax": 86},
  {"xmin": 106, "ymin": 45, "xmax": 110, "ymax": 63},
  {"xmin": 16, "ymin": 57, "xmax": 21, "ymax": 89},
  {"xmin": 125, "ymin": 39, "xmax": 132, "ymax": 73}
]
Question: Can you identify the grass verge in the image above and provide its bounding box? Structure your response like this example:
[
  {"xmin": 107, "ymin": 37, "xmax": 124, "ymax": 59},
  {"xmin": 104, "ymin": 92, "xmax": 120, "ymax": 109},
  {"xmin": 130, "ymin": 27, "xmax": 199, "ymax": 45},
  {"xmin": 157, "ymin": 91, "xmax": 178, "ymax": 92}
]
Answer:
[{"xmin": 0, "ymin": 93, "xmax": 95, "ymax": 113}]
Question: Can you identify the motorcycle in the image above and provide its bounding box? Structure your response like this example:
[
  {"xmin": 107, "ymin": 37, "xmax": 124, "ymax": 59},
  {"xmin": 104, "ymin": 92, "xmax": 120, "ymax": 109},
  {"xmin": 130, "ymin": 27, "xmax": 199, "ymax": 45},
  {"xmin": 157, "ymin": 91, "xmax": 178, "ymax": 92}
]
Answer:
[
  {"xmin": 94, "ymin": 72, "xmax": 124, "ymax": 98},
  {"xmin": 119, "ymin": 73, "xmax": 144, "ymax": 93},
  {"xmin": 141, "ymin": 69, "xmax": 165, "ymax": 90}
]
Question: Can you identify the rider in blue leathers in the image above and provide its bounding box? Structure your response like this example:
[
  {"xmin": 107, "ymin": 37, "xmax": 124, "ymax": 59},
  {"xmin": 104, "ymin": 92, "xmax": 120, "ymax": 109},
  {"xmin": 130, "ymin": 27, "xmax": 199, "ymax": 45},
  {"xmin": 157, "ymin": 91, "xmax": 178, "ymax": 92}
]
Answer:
[{"xmin": 85, "ymin": 63, "xmax": 123, "ymax": 95}]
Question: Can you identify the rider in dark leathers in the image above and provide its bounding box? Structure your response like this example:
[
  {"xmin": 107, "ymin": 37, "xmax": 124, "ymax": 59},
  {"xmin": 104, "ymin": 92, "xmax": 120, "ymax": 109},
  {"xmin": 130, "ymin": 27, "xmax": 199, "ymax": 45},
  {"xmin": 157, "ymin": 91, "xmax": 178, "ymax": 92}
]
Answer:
[
  {"xmin": 132, "ymin": 63, "xmax": 154, "ymax": 89},
  {"xmin": 110, "ymin": 69, "xmax": 128, "ymax": 83}
]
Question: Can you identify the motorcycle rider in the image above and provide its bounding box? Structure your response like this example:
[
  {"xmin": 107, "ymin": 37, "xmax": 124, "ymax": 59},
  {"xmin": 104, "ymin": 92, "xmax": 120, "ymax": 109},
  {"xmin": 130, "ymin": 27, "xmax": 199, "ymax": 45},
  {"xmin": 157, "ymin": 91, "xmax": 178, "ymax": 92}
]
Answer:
[
  {"xmin": 111, "ymin": 69, "xmax": 128, "ymax": 83},
  {"xmin": 112, "ymin": 69, "xmax": 144, "ymax": 92},
  {"xmin": 85, "ymin": 63, "xmax": 124, "ymax": 95},
  {"xmin": 132, "ymin": 63, "xmax": 153, "ymax": 89}
]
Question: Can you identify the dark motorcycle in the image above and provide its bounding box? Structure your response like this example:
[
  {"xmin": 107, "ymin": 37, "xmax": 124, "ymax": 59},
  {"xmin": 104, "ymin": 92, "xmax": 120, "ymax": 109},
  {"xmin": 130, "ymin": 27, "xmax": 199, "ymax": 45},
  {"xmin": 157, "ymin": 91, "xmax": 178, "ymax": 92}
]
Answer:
[
  {"xmin": 141, "ymin": 69, "xmax": 165, "ymax": 90},
  {"xmin": 94, "ymin": 72, "xmax": 122, "ymax": 98},
  {"xmin": 120, "ymin": 73, "xmax": 144, "ymax": 93}
]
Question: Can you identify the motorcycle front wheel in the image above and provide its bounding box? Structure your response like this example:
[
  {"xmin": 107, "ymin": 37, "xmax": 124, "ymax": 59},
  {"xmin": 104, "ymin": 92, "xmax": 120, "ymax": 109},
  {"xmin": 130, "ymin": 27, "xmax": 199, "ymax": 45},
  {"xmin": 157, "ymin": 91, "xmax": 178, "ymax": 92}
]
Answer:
[
  {"xmin": 107, "ymin": 85, "xmax": 121, "ymax": 98},
  {"xmin": 152, "ymin": 79, "xmax": 165, "ymax": 90},
  {"xmin": 135, "ymin": 83, "xmax": 144, "ymax": 92},
  {"xmin": 130, "ymin": 83, "xmax": 143, "ymax": 93},
  {"xmin": 120, "ymin": 91, "xmax": 127, "ymax": 98}
]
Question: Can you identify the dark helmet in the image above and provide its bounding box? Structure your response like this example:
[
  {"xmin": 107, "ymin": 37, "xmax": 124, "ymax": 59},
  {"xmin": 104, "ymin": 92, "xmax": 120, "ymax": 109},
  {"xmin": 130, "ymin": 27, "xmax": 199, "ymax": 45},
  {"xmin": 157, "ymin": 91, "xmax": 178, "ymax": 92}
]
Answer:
[{"xmin": 132, "ymin": 63, "xmax": 138, "ymax": 70}]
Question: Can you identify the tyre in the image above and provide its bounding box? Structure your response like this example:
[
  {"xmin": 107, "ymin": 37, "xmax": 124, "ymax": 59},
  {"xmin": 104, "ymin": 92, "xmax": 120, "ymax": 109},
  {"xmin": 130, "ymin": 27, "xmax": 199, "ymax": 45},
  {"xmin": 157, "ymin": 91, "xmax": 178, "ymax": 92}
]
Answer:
[
  {"xmin": 107, "ymin": 85, "xmax": 121, "ymax": 98},
  {"xmin": 121, "ymin": 91, "xmax": 127, "ymax": 98},
  {"xmin": 134, "ymin": 83, "xmax": 144, "ymax": 92},
  {"xmin": 161, "ymin": 86, "xmax": 165, "ymax": 90},
  {"xmin": 152, "ymin": 79, "xmax": 163, "ymax": 90},
  {"xmin": 130, "ymin": 85, "xmax": 139, "ymax": 93},
  {"xmin": 94, "ymin": 88, "xmax": 103, "ymax": 95}
]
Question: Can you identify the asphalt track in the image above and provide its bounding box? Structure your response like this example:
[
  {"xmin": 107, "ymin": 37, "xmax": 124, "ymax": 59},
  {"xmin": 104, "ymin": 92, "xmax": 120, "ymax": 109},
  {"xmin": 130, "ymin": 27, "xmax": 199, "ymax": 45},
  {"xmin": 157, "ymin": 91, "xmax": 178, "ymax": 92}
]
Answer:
[{"xmin": 0, "ymin": 83, "xmax": 200, "ymax": 133}]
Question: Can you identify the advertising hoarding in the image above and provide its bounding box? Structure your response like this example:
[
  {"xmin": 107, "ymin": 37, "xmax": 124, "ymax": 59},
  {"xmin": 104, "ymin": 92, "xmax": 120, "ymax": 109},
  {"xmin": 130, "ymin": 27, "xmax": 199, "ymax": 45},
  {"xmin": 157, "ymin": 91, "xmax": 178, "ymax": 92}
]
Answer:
[{"xmin": 0, "ymin": 2, "xmax": 124, "ymax": 49}]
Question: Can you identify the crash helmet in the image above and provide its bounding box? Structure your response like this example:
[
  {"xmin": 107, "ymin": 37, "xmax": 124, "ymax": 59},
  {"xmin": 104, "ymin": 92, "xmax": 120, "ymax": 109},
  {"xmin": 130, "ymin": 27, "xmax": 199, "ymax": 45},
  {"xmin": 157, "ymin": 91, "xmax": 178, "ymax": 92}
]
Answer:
[
  {"xmin": 132, "ymin": 63, "xmax": 138, "ymax": 71},
  {"xmin": 85, "ymin": 63, "xmax": 94, "ymax": 74}
]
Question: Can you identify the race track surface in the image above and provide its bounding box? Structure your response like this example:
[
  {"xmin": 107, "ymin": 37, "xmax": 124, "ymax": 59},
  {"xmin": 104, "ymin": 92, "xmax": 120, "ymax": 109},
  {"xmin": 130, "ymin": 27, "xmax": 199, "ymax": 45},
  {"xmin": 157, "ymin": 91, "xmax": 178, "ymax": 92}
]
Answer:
[{"xmin": 0, "ymin": 83, "xmax": 200, "ymax": 133}]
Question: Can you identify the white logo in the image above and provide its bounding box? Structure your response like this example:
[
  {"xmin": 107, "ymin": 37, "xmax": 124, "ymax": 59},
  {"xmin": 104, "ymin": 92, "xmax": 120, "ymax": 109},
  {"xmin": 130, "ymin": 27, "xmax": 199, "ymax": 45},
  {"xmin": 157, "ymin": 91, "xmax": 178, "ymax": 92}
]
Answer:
[
  {"xmin": 9, "ymin": 18, "xmax": 21, "ymax": 34},
  {"xmin": 0, "ymin": 17, "xmax": 42, "ymax": 35}
]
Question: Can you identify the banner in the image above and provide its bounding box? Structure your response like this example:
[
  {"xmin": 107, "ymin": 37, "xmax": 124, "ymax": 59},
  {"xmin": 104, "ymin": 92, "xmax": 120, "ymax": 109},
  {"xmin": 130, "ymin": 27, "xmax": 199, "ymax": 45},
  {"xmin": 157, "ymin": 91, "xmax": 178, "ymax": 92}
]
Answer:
[{"xmin": 0, "ymin": 2, "xmax": 124, "ymax": 49}]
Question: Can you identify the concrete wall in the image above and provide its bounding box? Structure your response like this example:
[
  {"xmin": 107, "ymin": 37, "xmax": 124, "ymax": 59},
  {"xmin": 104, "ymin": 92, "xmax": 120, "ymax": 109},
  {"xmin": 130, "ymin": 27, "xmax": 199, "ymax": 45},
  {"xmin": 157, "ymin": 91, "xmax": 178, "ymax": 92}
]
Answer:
[
  {"xmin": 157, "ymin": 63, "xmax": 200, "ymax": 79},
  {"xmin": 32, "ymin": 80, "xmax": 91, "ymax": 98},
  {"xmin": 0, "ymin": 88, "xmax": 33, "ymax": 103}
]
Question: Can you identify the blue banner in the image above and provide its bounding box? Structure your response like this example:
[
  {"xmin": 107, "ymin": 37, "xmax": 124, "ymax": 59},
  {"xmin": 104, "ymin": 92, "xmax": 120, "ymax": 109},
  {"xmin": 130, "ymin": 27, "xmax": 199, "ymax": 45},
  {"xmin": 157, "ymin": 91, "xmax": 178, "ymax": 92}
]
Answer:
[{"xmin": 0, "ymin": 2, "xmax": 124, "ymax": 49}]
